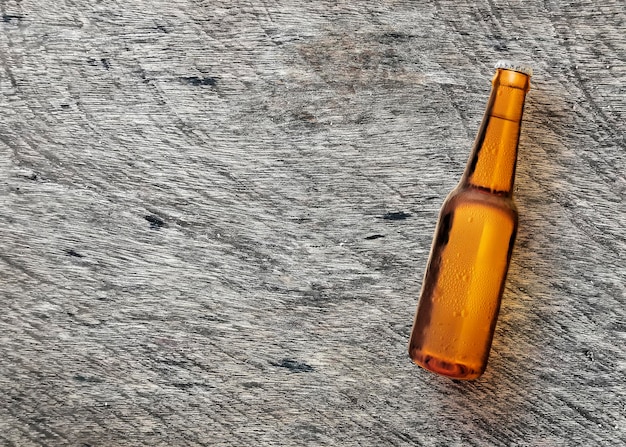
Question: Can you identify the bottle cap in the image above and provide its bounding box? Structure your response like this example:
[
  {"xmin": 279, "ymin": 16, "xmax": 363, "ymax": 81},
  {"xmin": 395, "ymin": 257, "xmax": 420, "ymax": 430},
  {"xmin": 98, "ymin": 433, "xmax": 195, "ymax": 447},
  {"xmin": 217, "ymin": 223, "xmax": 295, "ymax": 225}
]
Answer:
[{"xmin": 494, "ymin": 60, "xmax": 533, "ymax": 77}]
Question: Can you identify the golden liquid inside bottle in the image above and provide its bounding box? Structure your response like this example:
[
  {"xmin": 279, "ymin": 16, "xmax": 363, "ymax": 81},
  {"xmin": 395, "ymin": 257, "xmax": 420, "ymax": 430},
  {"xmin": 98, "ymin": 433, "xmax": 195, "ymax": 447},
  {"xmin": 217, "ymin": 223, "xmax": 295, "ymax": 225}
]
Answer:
[{"xmin": 408, "ymin": 66, "xmax": 530, "ymax": 380}]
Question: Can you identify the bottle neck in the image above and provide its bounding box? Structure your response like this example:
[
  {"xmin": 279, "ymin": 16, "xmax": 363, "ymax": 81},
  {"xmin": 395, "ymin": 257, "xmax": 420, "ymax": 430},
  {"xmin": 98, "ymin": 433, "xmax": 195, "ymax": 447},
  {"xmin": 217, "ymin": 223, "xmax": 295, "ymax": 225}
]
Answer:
[{"xmin": 461, "ymin": 69, "xmax": 530, "ymax": 196}]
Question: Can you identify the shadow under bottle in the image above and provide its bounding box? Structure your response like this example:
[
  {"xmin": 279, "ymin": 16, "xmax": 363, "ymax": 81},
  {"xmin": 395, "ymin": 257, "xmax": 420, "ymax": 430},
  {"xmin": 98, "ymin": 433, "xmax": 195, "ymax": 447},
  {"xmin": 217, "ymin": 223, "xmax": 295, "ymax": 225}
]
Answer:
[{"xmin": 409, "ymin": 65, "xmax": 531, "ymax": 380}]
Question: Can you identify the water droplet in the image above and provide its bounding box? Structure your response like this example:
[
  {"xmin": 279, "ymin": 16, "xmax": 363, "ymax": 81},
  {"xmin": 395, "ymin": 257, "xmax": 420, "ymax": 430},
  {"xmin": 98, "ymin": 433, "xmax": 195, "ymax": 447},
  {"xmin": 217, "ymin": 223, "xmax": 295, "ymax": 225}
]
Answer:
[{"xmin": 467, "ymin": 216, "xmax": 474, "ymax": 223}]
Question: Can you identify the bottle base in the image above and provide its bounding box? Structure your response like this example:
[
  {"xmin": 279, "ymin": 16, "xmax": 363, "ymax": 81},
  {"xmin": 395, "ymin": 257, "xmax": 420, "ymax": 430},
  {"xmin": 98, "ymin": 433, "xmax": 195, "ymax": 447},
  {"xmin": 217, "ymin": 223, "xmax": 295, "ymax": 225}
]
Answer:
[{"xmin": 409, "ymin": 350, "xmax": 484, "ymax": 380}]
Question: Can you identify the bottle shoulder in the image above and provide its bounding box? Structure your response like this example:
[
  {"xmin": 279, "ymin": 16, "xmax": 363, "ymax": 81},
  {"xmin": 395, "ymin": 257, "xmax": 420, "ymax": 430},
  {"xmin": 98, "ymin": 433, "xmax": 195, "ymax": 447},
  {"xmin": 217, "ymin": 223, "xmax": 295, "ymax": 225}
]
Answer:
[{"xmin": 442, "ymin": 185, "xmax": 518, "ymax": 217}]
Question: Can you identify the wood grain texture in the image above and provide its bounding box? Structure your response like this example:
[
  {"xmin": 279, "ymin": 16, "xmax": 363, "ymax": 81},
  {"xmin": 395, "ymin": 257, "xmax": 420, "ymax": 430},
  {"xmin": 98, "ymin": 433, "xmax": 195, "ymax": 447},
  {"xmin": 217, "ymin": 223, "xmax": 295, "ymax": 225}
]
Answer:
[{"xmin": 0, "ymin": 0, "xmax": 624, "ymax": 445}]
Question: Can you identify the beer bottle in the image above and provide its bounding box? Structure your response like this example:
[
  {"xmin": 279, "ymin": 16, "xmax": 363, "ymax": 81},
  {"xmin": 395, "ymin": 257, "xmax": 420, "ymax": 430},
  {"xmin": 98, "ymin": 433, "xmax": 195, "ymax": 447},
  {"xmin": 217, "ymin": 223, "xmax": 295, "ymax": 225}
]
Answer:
[{"xmin": 408, "ymin": 61, "xmax": 532, "ymax": 380}]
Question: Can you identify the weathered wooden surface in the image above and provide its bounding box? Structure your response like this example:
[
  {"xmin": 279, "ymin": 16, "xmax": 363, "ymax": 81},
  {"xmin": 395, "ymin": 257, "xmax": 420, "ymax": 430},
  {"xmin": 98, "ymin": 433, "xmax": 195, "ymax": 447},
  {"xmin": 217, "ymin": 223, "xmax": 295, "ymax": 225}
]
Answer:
[{"xmin": 0, "ymin": 0, "xmax": 624, "ymax": 445}]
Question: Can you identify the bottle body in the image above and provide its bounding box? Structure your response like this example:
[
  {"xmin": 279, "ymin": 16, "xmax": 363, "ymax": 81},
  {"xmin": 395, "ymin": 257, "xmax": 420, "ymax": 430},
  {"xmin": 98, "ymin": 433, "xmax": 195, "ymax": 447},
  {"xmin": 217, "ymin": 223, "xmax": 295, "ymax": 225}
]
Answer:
[
  {"xmin": 409, "ymin": 186, "xmax": 518, "ymax": 379},
  {"xmin": 408, "ymin": 63, "xmax": 530, "ymax": 380}
]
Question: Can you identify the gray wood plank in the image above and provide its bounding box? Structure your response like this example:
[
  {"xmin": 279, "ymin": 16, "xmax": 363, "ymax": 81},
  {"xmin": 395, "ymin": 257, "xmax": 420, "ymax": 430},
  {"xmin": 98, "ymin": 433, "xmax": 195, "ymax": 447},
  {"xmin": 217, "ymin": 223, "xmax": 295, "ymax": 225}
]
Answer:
[{"xmin": 0, "ymin": 0, "xmax": 624, "ymax": 445}]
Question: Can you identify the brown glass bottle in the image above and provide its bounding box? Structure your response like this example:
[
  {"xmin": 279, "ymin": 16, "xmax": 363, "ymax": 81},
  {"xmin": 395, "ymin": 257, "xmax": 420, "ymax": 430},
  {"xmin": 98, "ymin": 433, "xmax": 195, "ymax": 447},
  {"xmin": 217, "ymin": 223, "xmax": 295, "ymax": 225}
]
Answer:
[{"xmin": 408, "ymin": 62, "xmax": 531, "ymax": 380}]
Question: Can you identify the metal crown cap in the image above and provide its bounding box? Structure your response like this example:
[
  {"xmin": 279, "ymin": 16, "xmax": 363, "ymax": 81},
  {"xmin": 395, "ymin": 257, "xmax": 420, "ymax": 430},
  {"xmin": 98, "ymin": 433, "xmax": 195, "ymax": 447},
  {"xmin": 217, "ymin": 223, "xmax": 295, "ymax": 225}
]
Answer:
[{"xmin": 494, "ymin": 60, "xmax": 533, "ymax": 76}]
